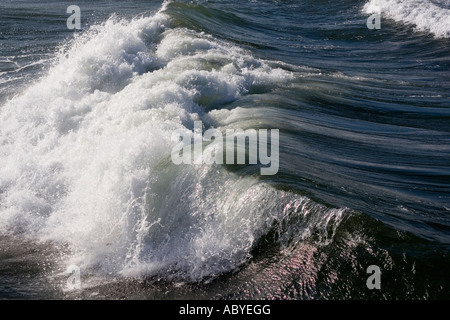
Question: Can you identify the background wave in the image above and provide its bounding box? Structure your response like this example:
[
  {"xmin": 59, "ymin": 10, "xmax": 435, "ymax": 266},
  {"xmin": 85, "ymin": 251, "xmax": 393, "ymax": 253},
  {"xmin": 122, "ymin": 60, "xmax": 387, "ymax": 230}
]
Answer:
[{"xmin": 364, "ymin": 0, "xmax": 450, "ymax": 38}]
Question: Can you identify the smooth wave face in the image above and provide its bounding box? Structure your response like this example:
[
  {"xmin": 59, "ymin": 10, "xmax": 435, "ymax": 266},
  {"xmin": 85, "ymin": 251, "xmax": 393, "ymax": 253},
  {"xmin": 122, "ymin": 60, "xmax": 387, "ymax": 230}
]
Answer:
[
  {"xmin": 364, "ymin": 0, "xmax": 450, "ymax": 38},
  {"xmin": 1, "ymin": 0, "xmax": 449, "ymax": 299}
]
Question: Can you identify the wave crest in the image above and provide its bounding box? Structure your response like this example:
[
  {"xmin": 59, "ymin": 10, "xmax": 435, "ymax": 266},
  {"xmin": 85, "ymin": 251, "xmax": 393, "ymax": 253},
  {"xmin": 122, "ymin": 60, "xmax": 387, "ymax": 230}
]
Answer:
[{"xmin": 364, "ymin": 0, "xmax": 450, "ymax": 38}]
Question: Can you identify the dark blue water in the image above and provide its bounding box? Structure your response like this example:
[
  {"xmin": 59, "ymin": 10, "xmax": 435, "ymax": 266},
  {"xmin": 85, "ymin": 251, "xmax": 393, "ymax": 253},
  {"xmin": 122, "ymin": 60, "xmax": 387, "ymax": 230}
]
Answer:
[{"xmin": 0, "ymin": 0, "xmax": 449, "ymax": 299}]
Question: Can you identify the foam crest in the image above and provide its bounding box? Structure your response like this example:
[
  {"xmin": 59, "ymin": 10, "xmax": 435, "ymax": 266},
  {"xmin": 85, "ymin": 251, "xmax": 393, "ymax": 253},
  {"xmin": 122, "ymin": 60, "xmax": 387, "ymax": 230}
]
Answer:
[{"xmin": 364, "ymin": 0, "xmax": 450, "ymax": 38}]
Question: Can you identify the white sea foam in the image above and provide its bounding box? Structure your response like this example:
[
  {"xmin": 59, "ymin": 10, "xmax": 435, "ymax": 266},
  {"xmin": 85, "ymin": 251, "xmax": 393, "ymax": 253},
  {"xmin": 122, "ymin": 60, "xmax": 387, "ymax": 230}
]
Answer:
[
  {"xmin": 364, "ymin": 0, "xmax": 450, "ymax": 38},
  {"xmin": 0, "ymin": 5, "xmax": 345, "ymax": 284}
]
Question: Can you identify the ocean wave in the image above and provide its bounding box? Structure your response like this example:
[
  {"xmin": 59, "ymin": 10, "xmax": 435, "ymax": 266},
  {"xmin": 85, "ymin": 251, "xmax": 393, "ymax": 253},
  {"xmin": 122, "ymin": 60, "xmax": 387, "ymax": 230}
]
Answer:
[{"xmin": 0, "ymin": 2, "xmax": 346, "ymax": 284}]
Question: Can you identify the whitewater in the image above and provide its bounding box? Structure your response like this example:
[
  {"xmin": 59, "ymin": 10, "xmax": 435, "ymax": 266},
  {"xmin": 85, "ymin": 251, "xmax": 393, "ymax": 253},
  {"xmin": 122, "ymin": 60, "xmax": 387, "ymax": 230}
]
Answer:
[{"xmin": 0, "ymin": 3, "xmax": 345, "ymax": 286}]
